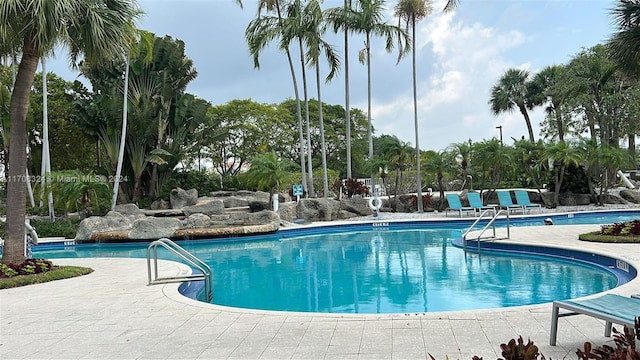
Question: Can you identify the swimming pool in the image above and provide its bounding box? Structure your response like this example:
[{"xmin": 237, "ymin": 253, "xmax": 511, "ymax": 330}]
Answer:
[{"xmin": 33, "ymin": 210, "xmax": 639, "ymax": 314}]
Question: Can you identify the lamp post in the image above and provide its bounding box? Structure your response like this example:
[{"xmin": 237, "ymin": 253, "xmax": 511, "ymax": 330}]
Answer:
[{"xmin": 496, "ymin": 125, "xmax": 503, "ymax": 145}]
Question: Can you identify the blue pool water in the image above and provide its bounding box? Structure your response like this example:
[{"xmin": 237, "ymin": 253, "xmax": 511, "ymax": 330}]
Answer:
[{"xmin": 33, "ymin": 210, "xmax": 639, "ymax": 314}]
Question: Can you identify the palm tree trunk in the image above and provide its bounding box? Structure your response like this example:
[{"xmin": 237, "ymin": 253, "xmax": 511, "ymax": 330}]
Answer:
[
  {"xmin": 411, "ymin": 16, "xmax": 423, "ymax": 212},
  {"xmin": 272, "ymin": 1, "xmax": 308, "ymax": 197},
  {"xmin": 344, "ymin": 0, "xmax": 352, "ymax": 179},
  {"xmin": 315, "ymin": 63, "xmax": 329, "ymax": 198},
  {"xmin": 3, "ymin": 47, "xmax": 39, "ymax": 264},
  {"xmin": 299, "ymin": 40, "xmax": 315, "ymax": 197},
  {"xmin": 366, "ymin": 32, "xmax": 375, "ymax": 195},
  {"xmin": 553, "ymin": 101, "xmax": 564, "ymax": 142},
  {"xmin": 518, "ymin": 103, "xmax": 535, "ymax": 143}
]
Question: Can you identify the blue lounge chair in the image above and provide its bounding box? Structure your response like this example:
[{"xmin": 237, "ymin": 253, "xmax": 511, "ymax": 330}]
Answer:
[
  {"xmin": 445, "ymin": 193, "xmax": 475, "ymax": 217},
  {"xmin": 466, "ymin": 192, "xmax": 495, "ymax": 215},
  {"xmin": 514, "ymin": 190, "xmax": 542, "ymax": 213},
  {"xmin": 550, "ymin": 294, "xmax": 640, "ymax": 346},
  {"xmin": 496, "ymin": 191, "xmax": 524, "ymax": 214}
]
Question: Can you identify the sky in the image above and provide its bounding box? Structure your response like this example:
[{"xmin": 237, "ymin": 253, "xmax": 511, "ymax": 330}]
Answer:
[{"xmin": 47, "ymin": 0, "xmax": 618, "ymax": 152}]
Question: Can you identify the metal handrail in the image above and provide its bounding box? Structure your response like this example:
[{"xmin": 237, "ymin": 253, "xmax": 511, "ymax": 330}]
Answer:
[
  {"xmin": 462, "ymin": 209, "xmax": 510, "ymax": 250},
  {"xmin": 146, "ymin": 238, "xmax": 213, "ymax": 302}
]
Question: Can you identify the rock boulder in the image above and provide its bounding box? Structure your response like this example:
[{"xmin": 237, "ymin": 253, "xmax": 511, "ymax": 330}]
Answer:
[
  {"xmin": 619, "ymin": 189, "xmax": 640, "ymax": 204},
  {"xmin": 170, "ymin": 188, "xmax": 198, "ymax": 209},
  {"xmin": 183, "ymin": 198, "xmax": 225, "ymax": 216},
  {"xmin": 129, "ymin": 217, "xmax": 182, "ymax": 240}
]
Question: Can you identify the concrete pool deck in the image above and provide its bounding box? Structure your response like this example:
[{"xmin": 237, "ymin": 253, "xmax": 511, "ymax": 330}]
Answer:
[{"xmin": 2, "ymin": 224, "xmax": 639, "ymax": 359}]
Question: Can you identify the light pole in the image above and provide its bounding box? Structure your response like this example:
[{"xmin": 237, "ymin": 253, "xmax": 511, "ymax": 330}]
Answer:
[{"xmin": 496, "ymin": 125, "xmax": 503, "ymax": 145}]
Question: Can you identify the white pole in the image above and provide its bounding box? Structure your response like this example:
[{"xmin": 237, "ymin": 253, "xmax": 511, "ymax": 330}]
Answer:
[{"xmin": 111, "ymin": 56, "xmax": 130, "ymax": 211}]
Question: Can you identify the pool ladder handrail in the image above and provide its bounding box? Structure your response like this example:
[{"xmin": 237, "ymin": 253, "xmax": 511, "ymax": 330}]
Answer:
[
  {"xmin": 462, "ymin": 209, "xmax": 510, "ymax": 250},
  {"xmin": 146, "ymin": 238, "xmax": 213, "ymax": 302}
]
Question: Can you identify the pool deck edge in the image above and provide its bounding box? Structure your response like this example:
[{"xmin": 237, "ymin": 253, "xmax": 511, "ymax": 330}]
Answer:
[{"xmin": 2, "ymin": 224, "xmax": 639, "ymax": 360}]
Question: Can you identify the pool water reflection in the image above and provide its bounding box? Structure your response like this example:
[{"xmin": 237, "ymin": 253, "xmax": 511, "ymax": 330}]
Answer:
[{"xmin": 187, "ymin": 229, "xmax": 615, "ymax": 313}]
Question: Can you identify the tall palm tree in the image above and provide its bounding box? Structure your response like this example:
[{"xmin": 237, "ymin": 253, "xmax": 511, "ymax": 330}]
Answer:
[
  {"xmin": 329, "ymin": 0, "xmax": 410, "ymax": 195},
  {"xmin": 246, "ymin": 0, "xmax": 310, "ymax": 197},
  {"xmin": 395, "ymin": 0, "xmax": 432, "ymax": 212},
  {"xmin": 299, "ymin": 0, "xmax": 341, "ymax": 197},
  {"xmin": 326, "ymin": 0, "xmax": 355, "ymax": 179},
  {"xmin": 285, "ymin": 0, "xmax": 316, "ymax": 197},
  {"xmin": 489, "ymin": 68, "xmax": 535, "ymax": 143},
  {"xmin": 0, "ymin": 0, "xmax": 142, "ymax": 264}
]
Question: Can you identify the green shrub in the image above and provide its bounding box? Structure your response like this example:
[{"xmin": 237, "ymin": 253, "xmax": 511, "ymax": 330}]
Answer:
[{"xmin": 30, "ymin": 218, "xmax": 81, "ymax": 239}]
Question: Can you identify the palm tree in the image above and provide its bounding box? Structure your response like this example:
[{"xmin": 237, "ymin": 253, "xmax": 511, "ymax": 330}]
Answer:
[
  {"xmin": 447, "ymin": 141, "xmax": 472, "ymax": 188},
  {"xmin": 422, "ymin": 150, "xmax": 448, "ymax": 211},
  {"xmin": 545, "ymin": 141, "xmax": 583, "ymax": 207},
  {"xmin": 382, "ymin": 137, "xmax": 413, "ymax": 211},
  {"xmin": 608, "ymin": 0, "xmax": 640, "ymax": 75},
  {"xmin": 395, "ymin": 0, "xmax": 432, "ymax": 212},
  {"xmin": 592, "ymin": 144, "xmax": 632, "ymax": 206},
  {"xmin": 329, "ymin": 0, "xmax": 410, "ymax": 194},
  {"xmin": 245, "ymin": 151, "xmax": 294, "ymax": 209},
  {"xmin": 326, "ymin": 0, "xmax": 356, "ymax": 179},
  {"xmin": 299, "ymin": 0, "xmax": 341, "ymax": 197},
  {"xmin": 0, "ymin": 0, "xmax": 141, "ymax": 265},
  {"xmin": 473, "ymin": 139, "xmax": 512, "ymax": 193},
  {"xmin": 527, "ymin": 65, "xmax": 566, "ymax": 142},
  {"xmin": 489, "ymin": 68, "xmax": 535, "ymax": 143},
  {"xmin": 246, "ymin": 0, "xmax": 310, "ymax": 197}
]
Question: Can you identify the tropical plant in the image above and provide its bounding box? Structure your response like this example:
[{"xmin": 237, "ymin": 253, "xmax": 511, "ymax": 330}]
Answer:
[
  {"xmin": 0, "ymin": 0, "xmax": 142, "ymax": 265},
  {"xmin": 473, "ymin": 139, "xmax": 513, "ymax": 193},
  {"xmin": 395, "ymin": 0, "xmax": 432, "ymax": 212},
  {"xmin": 245, "ymin": 151, "xmax": 296, "ymax": 207},
  {"xmin": 592, "ymin": 144, "xmax": 632, "ymax": 206},
  {"xmin": 422, "ymin": 150, "xmax": 449, "ymax": 211},
  {"xmin": 34, "ymin": 170, "xmax": 111, "ymax": 216},
  {"xmin": 299, "ymin": 0, "xmax": 341, "ymax": 198},
  {"xmin": 527, "ymin": 65, "xmax": 567, "ymax": 142},
  {"xmin": 327, "ymin": 0, "xmax": 410, "ymax": 190},
  {"xmin": 381, "ymin": 136, "xmax": 413, "ymax": 211},
  {"xmin": 608, "ymin": 0, "xmax": 640, "ymax": 76},
  {"xmin": 489, "ymin": 68, "xmax": 535, "ymax": 143},
  {"xmin": 245, "ymin": 0, "xmax": 309, "ymax": 197},
  {"xmin": 545, "ymin": 141, "xmax": 584, "ymax": 207}
]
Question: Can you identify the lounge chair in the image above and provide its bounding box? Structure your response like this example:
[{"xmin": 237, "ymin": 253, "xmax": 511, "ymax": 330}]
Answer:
[
  {"xmin": 514, "ymin": 190, "xmax": 542, "ymax": 213},
  {"xmin": 496, "ymin": 190, "xmax": 524, "ymax": 214},
  {"xmin": 466, "ymin": 192, "xmax": 495, "ymax": 215},
  {"xmin": 445, "ymin": 193, "xmax": 475, "ymax": 217},
  {"xmin": 550, "ymin": 294, "xmax": 640, "ymax": 346}
]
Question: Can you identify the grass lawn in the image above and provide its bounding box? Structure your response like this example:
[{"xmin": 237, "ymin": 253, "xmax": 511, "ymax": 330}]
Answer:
[
  {"xmin": 579, "ymin": 232, "xmax": 640, "ymax": 243},
  {"xmin": 0, "ymin": 266, "xmax": 93, "ymax": 289}
]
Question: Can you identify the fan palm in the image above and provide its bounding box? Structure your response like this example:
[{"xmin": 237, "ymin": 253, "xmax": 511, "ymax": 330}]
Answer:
[
  {"xmin": 527, "ymin": 65, "xmax": 566, "ymax": 142},
  {"xmin": 395, "ymin": 0, "xmax": 432, "ymax": 212},
  {"xmin": 0, "ymin": 0, "xmax": 142, "ymax": 264},
  {"xmin": 489, "ymin": 68, "xmax": 535, "ymax": 143}
]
